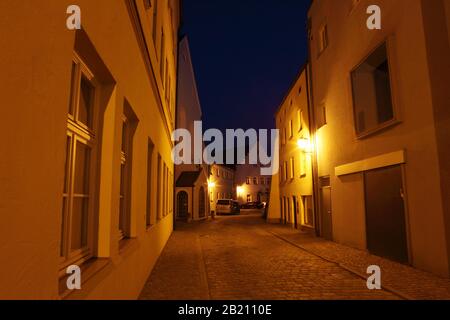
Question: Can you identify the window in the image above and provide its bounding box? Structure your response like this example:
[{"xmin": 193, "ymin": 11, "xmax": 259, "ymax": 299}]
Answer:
[
  {"xmin": 160, "ymin": 29, "xmax": 165, "ymax": 79},
  {"xmin": 351, "ymin": 43, "xmax": 394, "ymax": 136},
  {"xmin": 297, "ymin": 109, "xmax": 303, "ymax": 132},
  {"xmin": 119, "ymin": 103, "xmax": 137, "ymax": 241},
  {"xmin": 318, "ymin": 24, "xmax": 328, "ymax": 54},
  {"xmin": 284, "ymin": 162, "xmax": 288, "ymax": 182},
  {"xmin": 253, "ymin": 177, "xmax": 258, "ymax": 185},
  {"xmin": 267, "ymin": 178, "xmax": 272, "ymax": 185},
  {"xmin": 164, "ymin": 164, "xmax": 169, "ymax": 217},
  {"xmin": 260, "ymin": 177, "xmax": 265, "ymax": 185},
  {"xmin": 289, "ymin": 120, "xmax": 293, "ymax": 139},
  {"xmin": 157, "ymin": 154, "xmax": 162, "ymax": 220},
  {"xmin": 246, "ymin": 177, "xmax": 251, "ymax": 185},
  {"xmin": 317, "ymin": 103, "xmax": 327, "ymax": 129},
  {"xmin": 146, "ymin": 139, "xmax": 154, "ymax": 227},
  {"xmin": 152, "ymin": 0, "xmax": 158, "ymax": 45},
  {"xmin": 300, "ymin": 154, "xmax": 307, "ymax": 177},
  {"xmin": 144, "ymin": 0, "xmax": 152, "ymax": 9},
  {"xmin": 61, "ymin": 54, "xmax": 98, "ymax": 267},
  {"xmin": 290, "ymin": 157, "xmax": 295, "ymax": 180},
  {"xmin": 247, "ymin": 195, "xmax": 251, "ymax": 203},
  {"xmin": 302, "ymin": 196, "xmax": 314, "ymax": 227}
]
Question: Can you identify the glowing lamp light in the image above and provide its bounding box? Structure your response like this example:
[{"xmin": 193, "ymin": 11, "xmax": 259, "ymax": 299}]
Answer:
[
  {"xmin": 297, "ymin": 138, "xmax": 313, "ymax": 153},
  {"xmin": 208, "ymin": 181, "xmax": 216, "ymax": 189},
  {"xmin": 236, "ymin": 186, "xmax": 244, "ymax": 196}
]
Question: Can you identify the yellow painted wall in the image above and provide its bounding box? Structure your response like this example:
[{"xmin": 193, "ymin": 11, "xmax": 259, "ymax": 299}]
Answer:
[
  {"xmin": 309, "ymin": 0, "xmax": 450, "ymax": 276},
  {"xmin": 275, "ymin": 67, "xmax": 314, "ymax": 229},
  {"xmin": 0, "ymin": 0, "xmax": 179, "ymax": 299}
]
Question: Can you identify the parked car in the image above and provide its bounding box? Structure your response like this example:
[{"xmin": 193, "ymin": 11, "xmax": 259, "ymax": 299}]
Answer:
[
  {"xmin": 216, "ymin": 199, "xmax": 240, "ymax": 215},
  {"xmin": 240, "ymin": 201, "xmax": 265, "ymax": 210}
]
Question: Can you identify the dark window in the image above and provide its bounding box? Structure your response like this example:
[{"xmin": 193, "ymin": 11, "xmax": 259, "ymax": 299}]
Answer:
[{"xmin": 351, "ymin": 43, "xmax": 394, "ymax": 136}]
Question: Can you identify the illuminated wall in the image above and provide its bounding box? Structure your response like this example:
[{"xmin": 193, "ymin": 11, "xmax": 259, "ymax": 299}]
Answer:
[
  {"xmin": 308, "ymin": 0, "xmax": 450, "ymax": 277},
  {"xmin": 272, "ymin": 66, "xmax": 314, "ymax": 230},
  {"xmin": 0, "ymin": 0, "xmax": 180, "ymax": 299}
]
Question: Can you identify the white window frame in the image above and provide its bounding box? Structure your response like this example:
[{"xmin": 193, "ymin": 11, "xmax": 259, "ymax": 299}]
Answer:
[{"xmin": 60, "ymin": 53, "xmax": 99, "ymax": 270}]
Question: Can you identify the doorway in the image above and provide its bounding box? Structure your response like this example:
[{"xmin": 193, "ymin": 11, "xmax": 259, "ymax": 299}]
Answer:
[
  {"xmin": 364, "ymin": 165, "xmax": 409, "ymax": 263},
  {"xmin": 293, "ymin": 196, "xmax": 298, "ymax": 229},
  {"xmin": 320, "ymin": 187, "xmax": 333, "ymax": 240},
  {"xmin": 177, "ymin": 191, "xmax": 189, "ymax": 219},
  {"xmin": 320, "ymin": 177, "xmax": 333, "ymax": 240},
  {"xmin": 199, "ymin": 187, "xmax": 206, "ymax": 218}
]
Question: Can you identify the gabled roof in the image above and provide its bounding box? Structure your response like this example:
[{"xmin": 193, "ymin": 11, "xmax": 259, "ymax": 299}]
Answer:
[{"xmin": 176, "ymin": 171, "xmax": 202, "ymax": 187}]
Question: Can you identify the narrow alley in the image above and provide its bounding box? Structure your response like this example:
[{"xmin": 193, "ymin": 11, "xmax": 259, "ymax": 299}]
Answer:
[{"xmin": 139, "ymin": 214, "xmax": 450, "ymax": 300}]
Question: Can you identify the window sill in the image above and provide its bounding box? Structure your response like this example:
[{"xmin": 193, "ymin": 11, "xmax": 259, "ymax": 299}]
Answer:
[
  {"xmin": 300, "ymin": 224, "xmax": 315, "ymax": 231},
  {"xmin": 59, "ymin": 258, "xmax": 112, "ymax": 300},
  {"xmin": 119, "ymin": 237, "xmax": 139, "ymax": 256},
  {"xmin": 356, "ymin": 119, "xmax": 401, "ymax": 140}
]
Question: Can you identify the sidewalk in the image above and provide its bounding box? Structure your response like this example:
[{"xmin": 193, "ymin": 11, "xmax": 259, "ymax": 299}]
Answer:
[
  {"xmin": 139, "ymin": 222, "xmax": 211, "ymax": 300},
  {"xmin": 265, "ymin": 223, "xmax": 450, "ymax": 300}
]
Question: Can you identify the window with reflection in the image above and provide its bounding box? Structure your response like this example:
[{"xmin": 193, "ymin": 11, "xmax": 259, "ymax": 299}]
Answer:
[{"xmin": 61, "ymin": 53, "xmax": 97, "ymax": 267}]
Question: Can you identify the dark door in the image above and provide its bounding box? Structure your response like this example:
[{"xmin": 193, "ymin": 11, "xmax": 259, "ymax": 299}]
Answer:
[
  {"xmin": 177, "ymin": 191, "xmax": 188, "ymax": 219},
  {"xmin": 293, "ymin": 196, "xmax": 298, "ymax": 229},
  {"xmin": 364, "ymin": 165, "xmax": 408, "ymax": 263},
  {"xmin": 320, "ymin": 187, "xmax": 333, "ymax": 240},
  {"xmin": 199, "ymin": 187, "xmax": 206, "ymax": 218}
]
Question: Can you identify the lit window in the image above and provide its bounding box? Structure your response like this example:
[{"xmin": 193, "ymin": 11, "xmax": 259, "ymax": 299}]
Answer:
[
  {"xmin": 351, "ymin": 43, "xmax": 394, "ymax": 136},
  {"xmin": 253, "ymin": 177, "xmax": 258, "ymax": 185},
  {"xmin": 246, "ymin": 177, "xmax": 251, "ymax": 185}
]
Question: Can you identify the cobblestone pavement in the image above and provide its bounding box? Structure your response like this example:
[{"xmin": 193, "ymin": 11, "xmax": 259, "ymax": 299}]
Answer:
[
  {"xmin": 266, "ymin": 223, "xmax": 450, "ymax": 300},
  {"xmin": 140, "ymin": 214, "xmax": 406, "ymax": 300}
]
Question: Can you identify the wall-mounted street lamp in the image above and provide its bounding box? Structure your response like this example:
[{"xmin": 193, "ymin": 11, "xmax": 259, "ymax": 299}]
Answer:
[
  {"xmin": 236, "ymin": 186, "xmax": 244, "ymax": 196},
  {"xmin": 208, "ymin": 181, "xmax": 216, "ymax": 189},
  {"xmin": 297, "ymin": 138, "xmax": 313, "ymax": 153}
]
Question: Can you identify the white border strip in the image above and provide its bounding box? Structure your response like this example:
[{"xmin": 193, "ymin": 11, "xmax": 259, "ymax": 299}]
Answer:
[{"xmin": 335, "ymin": 150, "xmax": 406, "ymax": 177}]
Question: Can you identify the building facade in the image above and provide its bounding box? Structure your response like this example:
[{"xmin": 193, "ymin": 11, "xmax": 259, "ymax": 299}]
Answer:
[
  {"xmin": 209, "ymin": 164, "xmax": 236, "ymax": 213},
  {"xmin": 0, "ymin": 0, "xmax": 180, "ymax": 299},
  {"xmin": 175, "ymin": 36, "xmax": 209, "ymax": 221},
  {"xmin": 235, "ymin": 164, "xmax": 271, "ymax": 205},
  {"xmin": 268, "ymin": 66, "xmax": 315, "ymax": 230},
  {"xmin": 308, "ymin": 0, "xmax": 450, "ymax": 277}
]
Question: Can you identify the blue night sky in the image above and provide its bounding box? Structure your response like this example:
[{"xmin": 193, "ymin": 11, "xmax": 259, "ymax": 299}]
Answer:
[{"xmin": 181, "ymin": 0, "xmax": 312, "ymax": 133}]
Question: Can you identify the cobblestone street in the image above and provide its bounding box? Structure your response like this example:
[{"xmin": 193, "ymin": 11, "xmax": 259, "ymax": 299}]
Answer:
[{"xmin": 139, "ymin": 214, "xmax": 450, "ymax": 300}]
